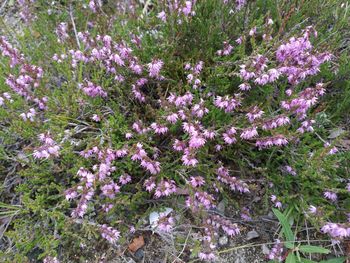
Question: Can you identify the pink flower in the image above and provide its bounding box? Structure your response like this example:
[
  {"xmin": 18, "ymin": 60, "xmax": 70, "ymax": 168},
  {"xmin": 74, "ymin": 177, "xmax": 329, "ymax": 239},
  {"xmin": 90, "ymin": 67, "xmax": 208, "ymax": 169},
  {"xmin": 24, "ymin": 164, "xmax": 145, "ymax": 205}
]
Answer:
[
  {"xmin": 284, "ymin": 165, "xmax": 297, "ymax": 176},
  {"xmin": 321, "ymin": 223, "xmax": 350, "ymax": 239},
  {"xmin": 308, "ymin": 205, "xmax": 317, "ymax": 214},
  {"xmin": 198, "ymin": 252, "xmax": 216, "ymax": 261},
  {"xmin": 166, "ymin": 113, "xmax": 178, "ymax": 124},
  {"xmin": 144, "ymin": 177, "xmax": 156, "ymax": 192},
  {"xmin": 81, "ymin": 81, "xmax": 107, "ymax": 97},
  {"xmin": 56, "ymin": 22, "xmax": 69, "ymax": 43},
  {"xmin": 214, "ymin": 95, "xmax": 240, "ymax": 112},
  {"xmin": 239, "ymin": 83, "xmax": 251, "ymax": 91},
  {"xmin": 240, "ymin": 127, "xmax": 258, "ymax": 140},
  {"xmin": 249, "ymin": 27, "xmax": 256, "ymax": 36},
  {"xmin": 150, "ymin": 123, "xmax": 168, "ymax": 134},
  {"xmin": 189, "ymin": 136, "xmax": 206, "ymax": 149},
  {"xmin": 223, "ymin": 127, "xmax": 237, "ymax": 145},
  {"xmin": 157, "ymin": 11, "xmax": 167, "ymax": 22},
  {"xmin": 88, "ymin": 1, "xmax": 97, "ymax": 12},
  {"xmin": 182, "ymin": 150, "xmax": 198, "ymax": 166},
  {"xmin": 157, "ymin": 213, "xmax": 175, "ymax": 232},
  {"xmin": 268, "ymin": 239, "xmax": 284, "ymax": 261},
  {"xmin": 173, "ymin": 139, "xmax": 186, "ymax": 151},
  {"xmin": 125, "ymin": 132, "xmax": 133, "ymax": 139},
  {"xmin": 246, "ymin": 106, "xmax": 264, "ymax": 122},
  {"xmin": 324, "ymin": 191, "xmax": 337, "ymax": 202},
  {"xmin": 189, "ymin": 176, "xmax": 205, "ymax": 187},
  {"xmin": 203, "ymin": 129, "xmax": 216, "ymax": 139},
  {"xmin": 102, "ymin": 182, "xmax": 120, "ymax": 199},
  {"xmin": 235, "ymin": 36, "xmax": 243, "ymax": 45},
  {"xmin": 92, "ymin": 114, "xmax": 100, "ymax": 122},
  {"xmin": 141, "ymin": 160, "xmax": 161, "ymax": 174},
  {"xmin": 148, "ymin": 59, "xmax": 163, "ymax": 78},
  {"xmin": 99, "ymin": 224, "xmax": 120, "ymax": 244},
  {"xmin": 154, "ymin": 180, "xmax": 177, "ymax": 198},
  {"xmin": 65, "ymin": 189, "xmax": 78, "ymax": 200},
  {"xmin": 119, "ymin": 174, "xmax": 131, "ymax": 185}
]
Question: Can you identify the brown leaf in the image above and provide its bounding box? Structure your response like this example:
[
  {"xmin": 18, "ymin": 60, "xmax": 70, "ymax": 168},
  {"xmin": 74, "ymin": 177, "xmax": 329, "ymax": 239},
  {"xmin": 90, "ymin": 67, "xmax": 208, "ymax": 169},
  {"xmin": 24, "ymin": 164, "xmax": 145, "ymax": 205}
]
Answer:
[{"xmin": 128, "ymin": 236, "xmax": 145, "ymax": 252}]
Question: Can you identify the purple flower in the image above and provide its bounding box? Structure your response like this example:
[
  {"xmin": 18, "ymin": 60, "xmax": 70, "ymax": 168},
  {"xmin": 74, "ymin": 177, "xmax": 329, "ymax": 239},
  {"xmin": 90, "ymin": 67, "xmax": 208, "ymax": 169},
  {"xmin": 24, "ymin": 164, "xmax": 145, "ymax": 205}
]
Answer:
[
  {"xmin": 148, "ymin": 59, "xmax": 163, "ymax": 78},
  {"xmin": 198, "ymin": 252, "xmax": 216, "ymax": 261},
  {"xmin": 189, "ymin": 176, "xmax": 205, "ymax": 187},
  {"xmin": 321, "ymin": 223, "xmax": 349, "ymax": 239},
  {"xmin": 157, "ymin": 11, "xmax": 167, "ymax": 22},
  {"xmin": 154, "ymin": 180, "xmax": 177, "ymax": 198},
  {"xmin": 240, "ymin": 127, "xmax": 258, "ymax": 140},
  {"xmin": 324, "ymin": 191, "xmax": 337, "ymax": 202},
  {"xmin": 119, "ymin": 174, "xmax": 131, "ymax": 185},
  {"xmin": 99, "ymin": 224, "xmax": 120, "ymax": 244},
  {"xmin": 308, "ymin": 205, "xmax": 317, "ymax": 214}
]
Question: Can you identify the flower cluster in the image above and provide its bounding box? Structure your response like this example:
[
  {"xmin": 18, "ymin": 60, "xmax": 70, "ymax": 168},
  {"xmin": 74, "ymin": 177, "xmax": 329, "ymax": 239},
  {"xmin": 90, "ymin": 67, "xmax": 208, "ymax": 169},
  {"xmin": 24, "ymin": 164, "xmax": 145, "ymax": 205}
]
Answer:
[
  {"xmin": 79, "ymin": 80, "xmax": 107, "ymax": 98},
  {"xmin": 157, "ymin": 212, "xmax": 175, "ymax": 232},
  {"xmin": 17, "ymin": 0, "xmax": 36, "ymax": 23},
  {"xmin": 207, "ymin": 215, "xmax": 240, "ymax": 236},
  {"xmin": 56, "ymin": 22, "xmax": 69, "ymax": 43},
  {"xmin": 321, "ymin": 223, "xmax": 350, "ymax": 239},
  {"xmin": 184, "ymin": 61, "xmax": 204, "ymax": 89},
  {"xmin": 99, "ymin": 224, "xmax": 120, "ymax": 244},
  {"xmin": 0, "ymin": 92, "xmax": 13, "ymax": 107},
  {"xmin": 270, "ymin": 195, "xmax": 282, "ymax": 209},
  {"xmin": 2, "ymin": 44, "xmax": 47, "ymax": 110},
  {"xmin": 0, "ymin": 36, "xmax": 23, "ymax": 67},
  {"xmin": 49, "ymin": 26, "xmax": 337, "ymax": 254},
  {"xmin": 267, "ymin": 239, "xmax": 284, "ymax": 261},
  {"xmin": 19, "ymin": 108, "xmax": 36, "ymax": 122},
  {"xmin": 216, "ymin": 166, "xmax": 249, "ymax": 193},
  {"xmin": 216, "ymin": 41, "xmax": 234, "ymax": 56},
  {"xmin": 33, "ymin": 133, "xmax": 60, "ymax": 159}
]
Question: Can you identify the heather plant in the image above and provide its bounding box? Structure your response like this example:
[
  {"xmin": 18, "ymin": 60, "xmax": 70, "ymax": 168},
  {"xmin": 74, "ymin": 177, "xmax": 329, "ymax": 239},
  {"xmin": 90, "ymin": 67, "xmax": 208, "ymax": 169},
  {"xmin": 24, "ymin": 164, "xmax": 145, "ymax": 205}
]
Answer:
[{"xmin": 0, "ymin": 0, "xmax": 349, "ymax": 262}]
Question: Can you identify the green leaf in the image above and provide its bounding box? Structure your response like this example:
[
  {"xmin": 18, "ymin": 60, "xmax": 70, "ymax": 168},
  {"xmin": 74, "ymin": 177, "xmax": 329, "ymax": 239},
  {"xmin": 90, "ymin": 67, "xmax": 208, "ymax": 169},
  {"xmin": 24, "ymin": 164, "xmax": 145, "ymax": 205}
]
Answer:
[
  {"xmin": 319, "ymin": 257, "xmax": 346, "ymax": 263},
  {"xmin": 272, "ymin": 208, "xmax": 295, "ymax": 242},
  {"xmin": 299, "ymin": 245, "xmax": 330, "ymax": 254},
  {"xmin": 299, "ymin": 257, "xmax": 317, "ymax": 263},
  {"xmin": 285, "ymin": 241, "xmax": 295, "ymax": 249},
  {"xmin": 286, "ymin": 252, "xmax": 297, "ymax": 263}
]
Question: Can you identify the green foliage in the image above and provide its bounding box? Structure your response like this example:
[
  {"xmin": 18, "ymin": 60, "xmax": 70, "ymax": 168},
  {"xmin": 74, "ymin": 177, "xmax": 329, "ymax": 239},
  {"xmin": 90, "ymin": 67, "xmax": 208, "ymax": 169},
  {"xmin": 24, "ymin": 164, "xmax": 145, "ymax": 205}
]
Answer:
[
  {"xmin": 0, "ymin": 0, "xmax": 349, "ymax": 262},
  {"xmin": 271, "ymin": 209, "xmax": 346, "ymax": 263}
]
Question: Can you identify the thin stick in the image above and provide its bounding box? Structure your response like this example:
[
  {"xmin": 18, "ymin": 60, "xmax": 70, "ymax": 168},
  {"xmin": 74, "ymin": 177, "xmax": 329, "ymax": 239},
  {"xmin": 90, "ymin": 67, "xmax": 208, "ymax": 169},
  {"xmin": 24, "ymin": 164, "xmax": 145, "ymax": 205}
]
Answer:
[
  {"xmin": 0, "ymin": 0, "xmax": 8, "ymax": 13},
  {"xmin": 172, "ymin": 229, "xmax": 191, "ymax": 263},
  {"xmin": 218, "ymin": 239, "xmax": 333, "ymax": 255},
  {"xmin": 69, "ymin": 4, "xmax": 81, "ymax": 49},
  {"xmin": 305, "ymin": 219, "xmax": 312, "ymax": 260}
]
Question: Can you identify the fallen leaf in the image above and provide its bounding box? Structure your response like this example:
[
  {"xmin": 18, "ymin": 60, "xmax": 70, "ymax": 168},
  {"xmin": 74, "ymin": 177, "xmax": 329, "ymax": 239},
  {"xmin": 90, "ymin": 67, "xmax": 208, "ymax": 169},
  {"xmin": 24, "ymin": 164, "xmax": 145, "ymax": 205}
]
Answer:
[{"xmin": 128, "ymin": 236, "xmax": 144, "ymax": 252}]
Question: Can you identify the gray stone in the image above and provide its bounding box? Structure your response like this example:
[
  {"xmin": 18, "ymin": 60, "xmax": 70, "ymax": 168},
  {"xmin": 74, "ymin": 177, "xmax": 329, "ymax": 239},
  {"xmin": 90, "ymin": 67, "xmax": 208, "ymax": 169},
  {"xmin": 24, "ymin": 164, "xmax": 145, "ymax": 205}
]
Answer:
[
  {"xmin": 261, "ymin": 244, "xmax": 270, "ymax": 255},
  {"xmin": 134, "ymin": 249, "xmax": 144, "ymax": 260},
  {"xmin": 328, "ymin": 128, "xmax": 345, "ymax": 139},
  {"xmin": 246, "ymin": 230, "xmax": 260, "ymax": 240},
  {"xmin": 218, "ymin": 236, "xmax": 229, "ymax": 246},
  {"xmin": 217, "ymin": 199, "xmax": 227, "ymax": 214}
]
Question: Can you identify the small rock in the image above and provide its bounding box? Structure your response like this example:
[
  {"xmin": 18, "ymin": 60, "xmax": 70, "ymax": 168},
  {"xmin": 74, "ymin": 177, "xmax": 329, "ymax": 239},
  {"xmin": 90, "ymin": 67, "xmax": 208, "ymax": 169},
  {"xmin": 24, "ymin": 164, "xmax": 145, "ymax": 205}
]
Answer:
[
  {"xmin": 261, "ymin": 244, "xmax": 270, "ymax": 255},
  {"xmin": 134, "ymin": 249, "xmax": 144, "ymax": 260},
  {"xmin": 328, "ymin": 128, "xmax": 345, "ymax": 139},
  {"xmin": 267, "ymin": 211, "xmax": 274, "ymax": 219},
  {"xmin": 217, "ymin": 199, "xmax": 227, "ymax": 214},
  {"xmin": 218, "ymin": 235, "xmax": 229, "ymax": 246},
  {"xmin": 246, "ymin": 230, "xmax": 260, "ymax": 240}
]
